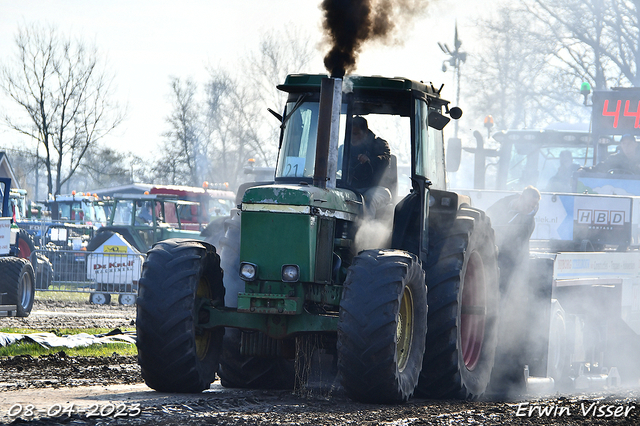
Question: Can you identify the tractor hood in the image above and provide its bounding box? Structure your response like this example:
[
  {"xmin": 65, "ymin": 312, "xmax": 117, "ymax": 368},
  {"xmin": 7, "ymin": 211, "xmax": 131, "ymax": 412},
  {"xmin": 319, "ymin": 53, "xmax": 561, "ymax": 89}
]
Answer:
[{"xmin": 241, "ymin": 184, "xmax": 361, "ymax": 218}]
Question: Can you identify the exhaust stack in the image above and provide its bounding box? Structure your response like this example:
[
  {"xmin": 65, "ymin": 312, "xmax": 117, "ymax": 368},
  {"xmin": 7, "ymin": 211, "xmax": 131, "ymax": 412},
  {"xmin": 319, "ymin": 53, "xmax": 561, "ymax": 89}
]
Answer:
[{"xmin": 313, "ymin": 77, "xmax": 342, "ymax": 189}]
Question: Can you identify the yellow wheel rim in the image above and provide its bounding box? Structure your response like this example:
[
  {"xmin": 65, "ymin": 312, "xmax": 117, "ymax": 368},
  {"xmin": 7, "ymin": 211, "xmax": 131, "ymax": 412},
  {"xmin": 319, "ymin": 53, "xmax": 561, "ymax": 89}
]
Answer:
[{"xmin": 397, "ymin": 285, "xmax": 414, "ymax": 372}]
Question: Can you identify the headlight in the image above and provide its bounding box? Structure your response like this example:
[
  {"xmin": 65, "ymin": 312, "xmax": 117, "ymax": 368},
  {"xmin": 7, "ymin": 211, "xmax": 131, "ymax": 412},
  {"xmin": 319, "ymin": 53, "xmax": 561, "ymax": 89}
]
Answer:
[
  {"xmin": 281, "ymin": 265, "xmax": 300, "ymax": 282},
  {"xmin": 239, "ymin": 262, "xmax": 257, "ymax": 281}
]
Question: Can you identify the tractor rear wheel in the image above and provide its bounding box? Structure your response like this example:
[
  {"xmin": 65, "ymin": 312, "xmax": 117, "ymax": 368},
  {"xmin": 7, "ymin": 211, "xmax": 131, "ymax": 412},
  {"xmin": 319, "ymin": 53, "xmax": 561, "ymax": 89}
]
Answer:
[
  {"xmin": 0, "ymin": 257, "xmax": 35, "ymax": 317},
  {"xmin": 137, "ymin": 239, "xmax": 224, "ymax": 393},
  {"xmin": 416, "ymin": 207, "xmax": 499, "ymax": 399},
  {"xmin": 337, "ymin": 249, "xmax": 427, "ymax": 403}
]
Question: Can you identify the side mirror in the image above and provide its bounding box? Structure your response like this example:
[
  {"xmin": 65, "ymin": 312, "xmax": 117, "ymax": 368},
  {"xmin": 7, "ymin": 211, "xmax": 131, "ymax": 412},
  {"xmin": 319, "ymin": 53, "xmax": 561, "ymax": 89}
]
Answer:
[
  {"xmin": 449, "ymin": 107, "xmax": 463, "ymax": 119},
  {"xmin": 446, "ymin": 137, "xmax": 462, "ymax": 172},
  {"xmin": 428, "ymin": 110, "xmax": 450, "ymax": 130}
]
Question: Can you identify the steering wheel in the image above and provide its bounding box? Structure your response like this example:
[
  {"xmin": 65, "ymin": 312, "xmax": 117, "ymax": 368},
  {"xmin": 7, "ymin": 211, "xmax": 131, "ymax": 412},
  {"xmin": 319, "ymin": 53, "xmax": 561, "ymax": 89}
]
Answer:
[{"xmin": 351, "ymin": 161, "xmax": 374, "ymax": 185}]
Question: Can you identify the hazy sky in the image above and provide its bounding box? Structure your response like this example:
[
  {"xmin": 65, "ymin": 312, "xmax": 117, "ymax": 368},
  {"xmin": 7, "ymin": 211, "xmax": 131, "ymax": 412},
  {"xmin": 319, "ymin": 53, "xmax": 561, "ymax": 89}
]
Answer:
[{"xmin": 0, "ymin": 1, "xmax": 491, "ymax": 159}]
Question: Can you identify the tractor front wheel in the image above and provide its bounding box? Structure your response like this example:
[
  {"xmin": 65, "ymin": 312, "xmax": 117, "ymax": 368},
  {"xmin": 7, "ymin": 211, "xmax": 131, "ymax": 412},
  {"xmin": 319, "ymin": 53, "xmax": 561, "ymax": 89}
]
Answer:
[
  {"xmin": 136, "ymin": 239, "xmax": 224, "ymax": 393},
  {"xmin": 337, "ymin": 249, "xmax": 427, "ymax": 403}
]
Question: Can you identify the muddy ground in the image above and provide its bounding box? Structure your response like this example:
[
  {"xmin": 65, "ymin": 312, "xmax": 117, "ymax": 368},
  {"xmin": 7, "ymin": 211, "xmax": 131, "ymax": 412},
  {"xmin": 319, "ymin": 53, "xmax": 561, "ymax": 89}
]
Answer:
[{"xmin": 0, "ymin": 300, "xmax": 638, "ymax": 425}]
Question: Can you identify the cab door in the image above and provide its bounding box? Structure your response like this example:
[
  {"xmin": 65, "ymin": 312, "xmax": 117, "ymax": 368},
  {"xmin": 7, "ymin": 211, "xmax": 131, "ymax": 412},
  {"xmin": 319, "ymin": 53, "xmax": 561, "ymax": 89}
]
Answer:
[
  {"xmin": 412, "ymin": 96, "xmax": 434, "ymax": 263},
  {"xmin": 391, "ymin": 96, "xmax": 440, "ymax": 261}
]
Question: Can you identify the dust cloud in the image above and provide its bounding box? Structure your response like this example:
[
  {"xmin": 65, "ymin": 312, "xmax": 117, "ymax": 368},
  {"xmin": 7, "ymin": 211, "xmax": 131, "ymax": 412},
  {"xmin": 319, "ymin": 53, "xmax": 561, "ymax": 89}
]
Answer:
[{"xmin": 354, "ymin": 217, "xmax": 393, "ymax": 252}]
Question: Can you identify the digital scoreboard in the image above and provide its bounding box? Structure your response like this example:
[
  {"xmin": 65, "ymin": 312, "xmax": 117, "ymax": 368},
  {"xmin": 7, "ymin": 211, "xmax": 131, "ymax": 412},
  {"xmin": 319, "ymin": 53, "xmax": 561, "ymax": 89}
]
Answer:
[{"xmin": 592, "ymin": 89, "xmax": 640, "ymax": 135}]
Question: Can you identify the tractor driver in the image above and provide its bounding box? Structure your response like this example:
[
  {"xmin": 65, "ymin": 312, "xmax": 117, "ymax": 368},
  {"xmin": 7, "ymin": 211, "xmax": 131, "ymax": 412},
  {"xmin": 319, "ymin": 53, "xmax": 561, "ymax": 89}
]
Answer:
[
  {"xmin": 348, "ymin": 116, "xmax": 392, "ymax": 218},
  {"xmin": 589, "ymin": 134, "xmax": 640, "ymax": 174},
  {"xmin": 135, "ymin": 201, "xmax": 153, "ymax": 225}
]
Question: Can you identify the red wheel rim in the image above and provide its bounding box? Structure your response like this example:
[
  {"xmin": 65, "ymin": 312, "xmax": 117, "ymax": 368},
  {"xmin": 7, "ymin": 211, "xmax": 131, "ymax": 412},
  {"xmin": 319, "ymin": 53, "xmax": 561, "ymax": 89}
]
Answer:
[
  {"xmin": 18, "ymin": 238, "xmax": 31, "ymax": 259},
  {"xmin": 460, "ymin": 251, "xmax": 486, "ymax": 371}
]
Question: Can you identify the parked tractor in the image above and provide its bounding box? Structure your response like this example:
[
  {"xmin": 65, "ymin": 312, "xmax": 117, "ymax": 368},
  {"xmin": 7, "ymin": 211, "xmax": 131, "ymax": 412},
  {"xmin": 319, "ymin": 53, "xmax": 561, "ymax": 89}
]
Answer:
[
  {"xmin": 83, "ymin": 193, "xmax": 205, "ymax": 305},
  {"xmin": 148, "ymin": 184, "xmax": 235, "ymax": 242},
  {"xmin": 87, "ymin": 193, "xmax": 204, "ymax": 254},
  {"xmin": 448, "ymin": 87, "xmax": 640, "ymax": 394},
  {"xmin": 44, "ymin": 192, "xmax": 108, "ymax": 228},
  {"xmin": 136, "ymin": 74, "xmax": 499, "ymax": 403}
]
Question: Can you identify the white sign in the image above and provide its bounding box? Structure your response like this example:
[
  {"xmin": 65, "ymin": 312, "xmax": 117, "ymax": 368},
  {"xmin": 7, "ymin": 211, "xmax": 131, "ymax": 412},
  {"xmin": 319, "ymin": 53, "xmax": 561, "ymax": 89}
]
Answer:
[
  {"xmin": 87, "ymin": 233, "xmax": 143, "ymax": 284},
  {"xmin": 0, "ymin": 218, "xmax": 11, "ymax": 255}
]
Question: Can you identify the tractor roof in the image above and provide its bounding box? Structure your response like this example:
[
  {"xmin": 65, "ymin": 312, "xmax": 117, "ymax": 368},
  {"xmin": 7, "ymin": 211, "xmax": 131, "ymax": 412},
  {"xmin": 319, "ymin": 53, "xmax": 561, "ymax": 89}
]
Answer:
[
  {"xmin": 278, "ymin": 74, "xmax": 447, "ymax": 105},
  {"xmin": 492, "ymin": 129, "xmax": 592, "ymax": 146}
]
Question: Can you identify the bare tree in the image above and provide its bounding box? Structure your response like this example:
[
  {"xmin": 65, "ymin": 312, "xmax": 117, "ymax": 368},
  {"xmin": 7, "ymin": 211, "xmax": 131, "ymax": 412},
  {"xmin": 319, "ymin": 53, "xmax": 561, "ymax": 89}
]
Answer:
[
  {"xmin": 75, "ymin": 146, "xmax": 138, "ymax": 190},
  {"xmin": 522, "ymin": 0, "xmax": 640, "ymax": 89},
  {"xmin": 462, "ymin": 7, "xmax": 579, "ymax": 131},
  {"xmin": 199, "ymin": 27, "xmax": 318, "ymax": 190},
  {"xmin": 152, "ymin": 27, "xmax": 318, "ymax": 190},
  {"xmin": 244, "ymin": 26, "xmax": 317, "ymax": 118},
  {"xmin": 461, "ymin": 0, "xmax": 640, "ymax": 131},
  {"xmin": 159, "ymin": 76, "xmax": 205, "ymax": 186},
  {"xmin": 202, "ymin": 70, "xmax": 246, "ymax": 188},
  {"xmin": 0, "ymin": 145, "xmax": 40, "ymax": 197},
  {"xmin": 241, "ymin": 27, "xmax": 318, "ymax": 162},
  {"xmin": 0, "ymin": 23, "xmax": 124, "ymax": 196}
]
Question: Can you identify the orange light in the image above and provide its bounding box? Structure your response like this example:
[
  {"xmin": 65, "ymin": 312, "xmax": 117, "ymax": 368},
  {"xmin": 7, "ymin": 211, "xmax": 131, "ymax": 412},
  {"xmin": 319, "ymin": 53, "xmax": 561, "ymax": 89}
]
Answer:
[
  {"xmin": 72, "ymin": 190, "xmax": 76, "ymax": 195},
  {"xmin": 224, "ymin": 182, "xmax": 229, "ymax": 188},
  {"xmin": 202, "ymin": 181, "xmax": 209, "ymax": 188},
  {"xmin": 248, "ymin": 158, "xmax": 255, "ymax": 163},
  {"xmin": 144, "ymin": 191, "xmax": 149, "ymax": 195}
]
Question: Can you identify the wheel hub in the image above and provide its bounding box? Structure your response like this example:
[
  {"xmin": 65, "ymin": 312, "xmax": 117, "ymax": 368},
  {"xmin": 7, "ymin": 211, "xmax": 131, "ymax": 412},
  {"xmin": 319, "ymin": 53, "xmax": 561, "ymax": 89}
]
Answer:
[{"xmin": 397, "ymin": 285, "xmax": 414, "ymax": 372}]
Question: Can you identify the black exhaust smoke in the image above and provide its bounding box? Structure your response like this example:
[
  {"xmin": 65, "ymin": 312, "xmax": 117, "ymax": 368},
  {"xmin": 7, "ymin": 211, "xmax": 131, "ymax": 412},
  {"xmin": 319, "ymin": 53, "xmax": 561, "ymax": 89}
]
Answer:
[{"xmin": 321, "ymin": 0, "xmax": 431, "ymax": 78}]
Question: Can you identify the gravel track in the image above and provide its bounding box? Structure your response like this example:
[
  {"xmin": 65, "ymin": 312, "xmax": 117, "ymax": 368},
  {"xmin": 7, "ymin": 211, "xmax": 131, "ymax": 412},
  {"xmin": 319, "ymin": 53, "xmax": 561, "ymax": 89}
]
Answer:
[{"xmin": 0, "ymin": 300, "xmax": 638, "ymax": 425}]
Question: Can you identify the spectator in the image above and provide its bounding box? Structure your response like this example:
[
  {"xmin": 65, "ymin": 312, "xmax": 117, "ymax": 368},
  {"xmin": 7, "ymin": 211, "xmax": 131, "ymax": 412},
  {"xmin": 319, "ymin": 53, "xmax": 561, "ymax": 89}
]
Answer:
[
  {"xmin": 546, "ymin": 150, "xmax": 580, "ymax": 192},
  {"xmin": 486, "ymin": 185, "xmax": 541, "ymax": 291}
]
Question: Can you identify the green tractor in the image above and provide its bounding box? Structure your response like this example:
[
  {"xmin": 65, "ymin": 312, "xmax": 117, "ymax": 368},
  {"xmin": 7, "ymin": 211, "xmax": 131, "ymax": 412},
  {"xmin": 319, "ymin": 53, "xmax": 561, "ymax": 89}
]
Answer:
[{"xmin": 136, "ymin": 74, "xmax": 500, "ymax": 403}]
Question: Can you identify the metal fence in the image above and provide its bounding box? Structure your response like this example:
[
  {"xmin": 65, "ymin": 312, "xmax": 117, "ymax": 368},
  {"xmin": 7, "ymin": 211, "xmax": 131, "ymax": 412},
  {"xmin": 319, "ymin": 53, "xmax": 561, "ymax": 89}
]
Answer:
[
  {"xmin": 34, "ymin": 248, "xmax": 145, "ymax": 296},
  {"xmin": 19, "ymin": 221, "xmax": 95, "ymax": 250}
]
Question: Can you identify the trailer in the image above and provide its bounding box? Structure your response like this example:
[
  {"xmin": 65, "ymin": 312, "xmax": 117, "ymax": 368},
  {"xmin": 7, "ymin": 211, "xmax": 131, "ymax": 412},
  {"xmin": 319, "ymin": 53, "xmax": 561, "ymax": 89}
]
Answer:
[{"xmin": 449, "ymin": 87, "xmax": 640, "ymax": 394}]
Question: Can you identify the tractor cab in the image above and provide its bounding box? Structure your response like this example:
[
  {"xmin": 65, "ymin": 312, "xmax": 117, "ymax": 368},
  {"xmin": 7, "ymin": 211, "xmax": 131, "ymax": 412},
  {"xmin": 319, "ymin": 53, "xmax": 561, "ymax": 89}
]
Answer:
[
  {"xmin": 45, "ymin": 192, "xmax": 108, "ymax": 227},
  {"xmin": 87, "ymin": 193, "xmax": 203, "ymax": 253},
  {"xmin": 275, "ymin": 74, "xmax": 449, "ymax": 197}
]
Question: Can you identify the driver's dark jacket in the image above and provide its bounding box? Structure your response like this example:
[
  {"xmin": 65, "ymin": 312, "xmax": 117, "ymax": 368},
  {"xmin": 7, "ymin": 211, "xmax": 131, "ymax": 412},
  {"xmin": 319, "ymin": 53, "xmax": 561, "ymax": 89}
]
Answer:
[
  {"xmin": 589, "ymin": 151, "xmax": 640, "ymax": 174},
  {"xmin": 348, "ymin": 130, "xmax": 391, "ymax": 190}
]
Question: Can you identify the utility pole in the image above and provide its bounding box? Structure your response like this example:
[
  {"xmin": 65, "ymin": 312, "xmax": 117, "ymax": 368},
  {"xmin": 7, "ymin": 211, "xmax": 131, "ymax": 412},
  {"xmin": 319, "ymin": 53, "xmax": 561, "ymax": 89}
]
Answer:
[
  {"xmin": 438, "ymin": 23, "xmax": 466, "ymax": 139},
  {"xmin": 35, "ymin": 144, "xmax": 39, "ymax": 202}
]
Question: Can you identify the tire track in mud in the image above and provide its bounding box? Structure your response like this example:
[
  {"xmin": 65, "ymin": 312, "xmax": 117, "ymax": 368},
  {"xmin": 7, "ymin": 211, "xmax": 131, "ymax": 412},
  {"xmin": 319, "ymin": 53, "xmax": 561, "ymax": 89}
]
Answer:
[{"xmin": 0, "ymin": 300, "xmax": 638, "ymax": 425}]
